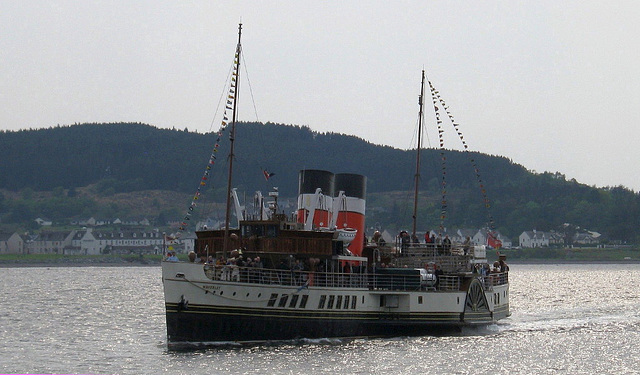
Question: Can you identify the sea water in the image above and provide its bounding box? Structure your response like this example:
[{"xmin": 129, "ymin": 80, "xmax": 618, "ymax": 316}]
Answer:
[{"xmin": 1, "ymin": 263, "xmax": 639, "ymax": 375}]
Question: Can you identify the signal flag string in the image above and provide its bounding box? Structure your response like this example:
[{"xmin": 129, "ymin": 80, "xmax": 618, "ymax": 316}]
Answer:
[
  {"xmin": 173, "ymin": 45, "xmax": 241, "ymax": 239},
  {"xmin": 428, "ymin": 81, "xmax": 497, "ymax": 232}
]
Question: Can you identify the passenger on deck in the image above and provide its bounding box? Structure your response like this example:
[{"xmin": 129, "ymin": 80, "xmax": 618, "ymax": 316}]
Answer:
[
  {"xmin": 250, "ymin": 257, "xmax": 263, "ymax": 284},
  {"xmin": 435, "ymin": 234, "xmax": 443, "ymax": 254},
  {"xmin": 235, "ymin": 256, "xmax": 244, "ymax": 267},
  {"xmin": 492, "ymin": 261, "xmax": 501, "ymax": 273},
  {"xmin": 463, "ymin": 237, "xmax": 471, "ymax": 255},
  {"xmin": 434, "ymin": 264, "xmax": 444, "ymax": 288},
  {"xmin": 292, "ymin": 259, "xmax": 304, "ymax": 271},
  {"xmin": 399, "ymin": 231, "xmax": 410, "ymax": 255},
  {"xmin": 254, "ymin": 257, "xmax": 263, "ymax": 269},
  {"xmin": 482, "ymin": 264, "xmax": 490, "ymax": 276},
  {"xmin": 424, "ymin": 231, "xmax": 432, "ymax": 245},
  {"xmin": 411, "ymin": 234, "xmax": 419, "ymax": 245},
  {"xmin": 292, "ymin": 259, "xmax": 304, "ymax": 284},
  {"xmin": 277, "ymin": 259, "xmax": 289, "ymax": 270},
  {"xmin": 228, "ymin": 258, "xmax": 239, "ymax": 281},
  {"xmin": 443, "ymin": 235, "xmax": 452, "ymax": 253},
  {"xmin": 166, "ymin": 251, "xmax": 179, "ymax": 262},
  {"xmin": 499, "ymin": 259, "xmax": 509, "ymax": 272},
  {"xmin": 372, "ymin": 231, "xmax": 382, "ymax": 245}
]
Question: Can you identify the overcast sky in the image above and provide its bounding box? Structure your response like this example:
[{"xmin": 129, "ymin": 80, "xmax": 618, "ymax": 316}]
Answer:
[{"xmin": 2, "ymin": 1, "xmax": 640, "ymax": 190}]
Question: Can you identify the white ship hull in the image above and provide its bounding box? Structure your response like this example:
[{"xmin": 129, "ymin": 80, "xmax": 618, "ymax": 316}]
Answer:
[{"xmin": 162, "ymin": 261, "xmax": 509, "ymax": 345}]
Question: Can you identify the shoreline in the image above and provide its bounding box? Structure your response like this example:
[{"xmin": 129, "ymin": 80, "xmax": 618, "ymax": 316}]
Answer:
[
  {"xmin": 509, "ymin": 259, "xmax": 640, "ymax": 265},
  {"xmin": 2, "ymin": 258, "xmax": 639, "ymax": 268},
  {"xmin": 0, "ymin": 262, "xmax": 160, "ymax": 268},
  {"xmin": 0, "ymin": 254, "xmax": 164, "ymax": 268}
]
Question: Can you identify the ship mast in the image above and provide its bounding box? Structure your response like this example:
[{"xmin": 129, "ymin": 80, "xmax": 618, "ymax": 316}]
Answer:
[
  {"xmin": 412, "ymin": 70, "xmax": 425, "ymax": 237},
  {"xmin": 223, "ymin": 23, "xmax": 242, "ymax": 258}
]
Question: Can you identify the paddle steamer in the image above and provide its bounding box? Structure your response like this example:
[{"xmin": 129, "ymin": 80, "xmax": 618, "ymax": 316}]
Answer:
[{"xmin": 162, "ymin": 24, "xmax": 509, "ymax": 346}]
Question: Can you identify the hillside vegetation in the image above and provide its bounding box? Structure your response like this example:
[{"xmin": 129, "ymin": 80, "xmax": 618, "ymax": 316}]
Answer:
[{"xmin": 0, "ymin": 122, "xmax": 638, "ymax": 243}]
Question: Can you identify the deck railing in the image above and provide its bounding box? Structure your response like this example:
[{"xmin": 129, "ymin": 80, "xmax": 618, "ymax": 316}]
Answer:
[
  {"xmin": 201, "ymin": 264, "xmax": 508, "ymax": 292},
  {"xmin": 480, "ymin": 272, "xmax": 509, "ymax": 290},
  {"xmin": 203, "ymin": 265, "xmax": 369, "ymax": 288}
]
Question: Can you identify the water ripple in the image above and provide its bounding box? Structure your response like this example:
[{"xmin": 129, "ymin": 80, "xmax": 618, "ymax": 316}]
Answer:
[{"xmin": 1, "ymin": 264, "xmax": 639, "ymax": 374}]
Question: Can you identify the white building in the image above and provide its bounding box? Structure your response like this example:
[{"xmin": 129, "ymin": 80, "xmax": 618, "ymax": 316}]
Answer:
[
  {"xmin": 519, "ymin": 230, "xmax": 549, "ymax": 248},
  {"xmin": 29, "ymin": 231, "xmax": 75, "ymax": 254},
  {"xmin": 452, "ymin": 229, "xmax": 483, "ymax": 246},
  {"xmin": 34, "ymin": 217, "xmax": 52, "ymax": 226},
  {"xmin": 94, "ymin": 230, "xmax": 164, "ymax": 254},
  {"xmin": 68, "ymin": 228, "xmax": 102, "ymax": 255},
  {"xmin": 0, "ymin": 232, "xmax": 25, "ymax": 254}
]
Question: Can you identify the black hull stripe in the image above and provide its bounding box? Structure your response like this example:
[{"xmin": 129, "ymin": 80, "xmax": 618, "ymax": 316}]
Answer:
[
  {"xmin": 165, "ymin": 303, "xmax": 509, "ymax": 323},
  {"xmin": 164, "ymin": 309, "xmax": 504, "ymax": 343}
]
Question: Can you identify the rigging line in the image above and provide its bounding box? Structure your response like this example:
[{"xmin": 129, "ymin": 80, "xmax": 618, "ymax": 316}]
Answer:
[
  {"xmin": 422, "ymin": 68, "xmax": 434, "ymax": 150},
  {"xmin": 175, "ymin": 43, "xmax": 240, "ymax": 236},
  {"xmin": 198, "ymin": 63, "xmax": 241, "ymax": 222},
  {"xmin": 429, "ymin": 81, "xmax": 447, "ymax": 236},
  {"xmin": 407, "ymin": 117, "xmax": 421, "ymax": 194},
  {"xmin": 240, "ymin": 49, "xmax": 260, "ymax": 123},
  {"xmin": 206, "ymin": 61, "xmax": 238, "ymax": 134},
  {"xmin": 194, "ymin": 52, "xmax": 241, "ymax": 223},
  {"xmin": 431, "ymin": 82, "xmax": 496, "ymax": 231},
  {"xmin": 240, "ymin": 48, "xmax": 276, "ymax": 190}
]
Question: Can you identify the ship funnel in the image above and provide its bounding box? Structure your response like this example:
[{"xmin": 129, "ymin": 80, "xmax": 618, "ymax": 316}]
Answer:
[
  {"xmin": 297, "ymin": 169, "xmax": 334, "ymax": 229},
  {"xmin": 334, "ymin": 173, "xmax": 367, "ymax": 256}
]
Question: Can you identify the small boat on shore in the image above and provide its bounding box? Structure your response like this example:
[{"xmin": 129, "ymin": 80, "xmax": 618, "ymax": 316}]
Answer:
[{"xmin": 161, "ymin": 24, "xmax": 509, "ymax": 347}]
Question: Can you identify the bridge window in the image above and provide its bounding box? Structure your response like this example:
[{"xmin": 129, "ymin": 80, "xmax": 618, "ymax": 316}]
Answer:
[
  {"xmin": 336, "ymin": 296, "xmax": 343, "ymax": 309},
  {"xmin": 267, "ymin": 293, "xmax": 278, "ymax": 307},
  {"xmin": 242, "ymin": 224, "xmax": 279, "ymax": 238}
]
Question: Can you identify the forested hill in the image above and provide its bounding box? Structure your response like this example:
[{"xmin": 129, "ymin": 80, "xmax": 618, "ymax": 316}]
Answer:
[
  {"xmin": 0, "ymin": 122, "xmax": 526, "ymax": 194},
  {"xmin": 1, "ymin": 122, "xmax": 639, "ymax": 242}
]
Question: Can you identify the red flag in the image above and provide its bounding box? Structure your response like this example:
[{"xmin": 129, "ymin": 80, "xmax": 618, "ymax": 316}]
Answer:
[
  {"xmin": 263, "ymin": 170, "xmax": 275, "ymax": 180},
  {"xmin": 487, "ymin": 231, "xmax": 502, "ymax": 249}
]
